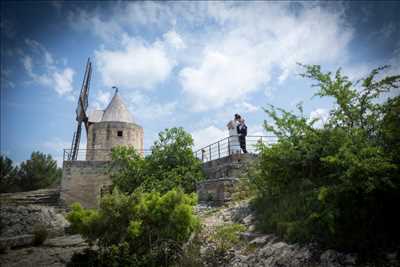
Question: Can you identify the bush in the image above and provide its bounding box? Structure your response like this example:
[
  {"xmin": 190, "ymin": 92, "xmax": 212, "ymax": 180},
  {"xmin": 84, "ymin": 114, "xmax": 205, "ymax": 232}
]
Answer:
[
  {"xmin": 32, "ymin": 224, "xmax": 48, "ymax": 245},
  {"xmin": 252, "ymin": 65, "xmax": 400, "ymax": 257},
  {"xmin": 67, "ymin": 188, "xmax": 200, "ymax": 266},
  {"xmin": 110, "ymin": 127, "xmax": 204, "ymax": 194},
  {"xmin": 211, "ymin": 223, "xmax": 246, "ymax": 255}
]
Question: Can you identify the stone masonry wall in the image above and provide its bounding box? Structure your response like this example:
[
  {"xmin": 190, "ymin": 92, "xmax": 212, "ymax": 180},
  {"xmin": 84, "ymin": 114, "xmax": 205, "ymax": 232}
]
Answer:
[
  {"xmin": 60, "ymin": 161, "xmax": 111, "ymax": 209},
  {"xmin": 197, "ymin": 154, "xmax": 257, "ymax": 204},
  {"xmin": 86, "ymin": 121, "xmax": 144, "ymax": 160}
]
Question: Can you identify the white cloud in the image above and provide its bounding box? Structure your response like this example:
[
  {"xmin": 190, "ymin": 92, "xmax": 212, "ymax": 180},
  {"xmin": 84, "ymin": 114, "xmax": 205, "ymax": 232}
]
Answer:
[
  {"xmin": 164, "ymin": 30, "xmax": 186, "ymax": 49},
  {"xmin": 92, "ymin": 89, "xmax": 112, "ymax": 110},
  {"xmin": 180, "ymin": 41, "xmax": 270, "ymax": 111},
  {"xmin": 191, "ymin": 125, "xmax": 227, "ymax": 150},
  {"xmin": 95, "ymin": 36, "xmax": 175, "ymax": 90},
  {"xmin": 53, "ymin": 68, "xmax": 75, "ymax": 95},
  {"xmin": 309, "ymin": 108, "xmax": 330, "ymax": 128},
  {"xmin": 68, "ymin": 2, "xmax": 354, "ymax": 111},
  {"xmin": 68, "ymin": 9, "xmax": 125, "ymax": 44},
  {"xmin": 126, "ymin": 91, "xmax": 177, "ymax": 121},
  {"xmin": 179, "ymin": 2, "xmax": 353, "ymax": 111},
  {"xmin": 22, "ymin": 39, "xmax": 75, "ymax": 98}
]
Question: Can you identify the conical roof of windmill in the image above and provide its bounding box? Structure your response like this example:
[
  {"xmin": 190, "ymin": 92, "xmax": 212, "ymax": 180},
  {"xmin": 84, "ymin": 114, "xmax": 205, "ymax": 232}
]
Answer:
[
  {"xmin": 101, "ymin": 89, "xmax": 134, "ymax": 123},
  {"xmin": 88, "ymin": 89, "xmax": 134, "ymax": 123}
]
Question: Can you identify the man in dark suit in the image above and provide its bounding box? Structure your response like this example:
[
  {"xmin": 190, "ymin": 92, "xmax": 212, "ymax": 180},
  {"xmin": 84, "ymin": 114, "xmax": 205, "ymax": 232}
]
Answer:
[{"xmin": 237, "ymin": 118, "xmax": 248, "ymax": 153}]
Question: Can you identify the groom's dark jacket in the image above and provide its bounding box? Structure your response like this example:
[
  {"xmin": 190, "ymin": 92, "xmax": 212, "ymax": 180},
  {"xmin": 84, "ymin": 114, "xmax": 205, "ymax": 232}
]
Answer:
[{"xmin": 237, "ymin": 124, "xmax": 247, "ymax": 137}]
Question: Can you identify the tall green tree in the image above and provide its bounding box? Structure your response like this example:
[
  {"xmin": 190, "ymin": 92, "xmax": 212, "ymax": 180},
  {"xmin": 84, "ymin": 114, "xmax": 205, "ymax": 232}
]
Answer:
[
  {"xmin": 0, "ymin": 155, "xmax": 19, "ymax": 193},
  {"xmin": 18, "ymin": 151, "xmax": 62, "ymax": 191}
]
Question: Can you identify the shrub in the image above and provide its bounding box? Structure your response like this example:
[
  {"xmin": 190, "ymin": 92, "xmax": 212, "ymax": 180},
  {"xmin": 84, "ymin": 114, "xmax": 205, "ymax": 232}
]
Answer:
[
  {"xmin": 32, "ymin": 224, "xmax": 48, "ymax": 245},
  {"xmin": 211, "ymin": 223, "xmax": 246, "ymax": 255},
  {"xmin": 252, "ymin": 65, "xmax": 400, "ymax": 257},
  {"xmin": 110, "ymin": 127, "xmax": 204, "ymax": 194},
  {"xmin": 67, "ymin": 188, "xmax": 200, "ymax": 266}
]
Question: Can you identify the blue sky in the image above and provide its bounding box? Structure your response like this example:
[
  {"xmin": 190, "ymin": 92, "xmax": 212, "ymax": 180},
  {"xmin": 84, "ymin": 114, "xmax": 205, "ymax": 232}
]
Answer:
[{"xmin": 1, "ymin": 1, "xmax": 399, "ymax": 166}]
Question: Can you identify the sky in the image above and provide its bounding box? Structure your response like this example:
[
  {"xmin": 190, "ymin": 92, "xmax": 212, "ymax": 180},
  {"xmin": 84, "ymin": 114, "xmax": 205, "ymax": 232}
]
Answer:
[{"xmin": 1, "ymin": 1, "xmax": 399, "ymax": 166}]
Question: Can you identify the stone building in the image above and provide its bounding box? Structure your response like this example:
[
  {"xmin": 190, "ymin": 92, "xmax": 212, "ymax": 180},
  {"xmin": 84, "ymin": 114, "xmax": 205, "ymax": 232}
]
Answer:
[
  {"xmin": 61, "ymin": 89, "xmax": 143, "ymax": 208},
  {"xmin": 86, "ymin": 89, "xmax": 144, "ymax": 160}
]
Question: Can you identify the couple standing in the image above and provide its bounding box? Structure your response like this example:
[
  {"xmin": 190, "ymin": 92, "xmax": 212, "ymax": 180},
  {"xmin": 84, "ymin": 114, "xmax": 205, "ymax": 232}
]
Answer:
[{"xmin": 227, "ymin": 114, "xmax": 248, "ymax": 154}]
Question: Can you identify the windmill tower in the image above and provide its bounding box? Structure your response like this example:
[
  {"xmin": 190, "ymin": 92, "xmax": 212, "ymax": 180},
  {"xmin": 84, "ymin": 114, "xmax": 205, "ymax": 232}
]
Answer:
[
  {"xmin": 68, "ymin": 59, "xmax": 144, "ymax": 161},
  {"xmin": 62, "ymin": 59, "xmax": 144, "ymax": 208},
  {"xmin": 85, "ymin": 86, "xmax": 144, "ymax": 160}
]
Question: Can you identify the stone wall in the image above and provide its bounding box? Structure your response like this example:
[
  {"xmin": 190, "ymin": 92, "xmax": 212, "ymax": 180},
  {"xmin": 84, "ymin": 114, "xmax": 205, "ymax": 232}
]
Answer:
[
  {"xmin": 60, "ymin": 160, "xmax": 111, "ymax": 209},
  {"xmin": 86, "ymin": 121, "xmax": 144, "ymax": 160},
  {"xmin": 197, "ymin": 154, "xmax": 257, "ymax": 204}
]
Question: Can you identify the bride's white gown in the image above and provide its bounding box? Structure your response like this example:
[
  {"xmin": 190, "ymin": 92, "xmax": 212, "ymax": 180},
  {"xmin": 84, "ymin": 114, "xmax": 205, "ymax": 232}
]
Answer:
[{"xmin": 228, "ymin": 120, "xmax": 240, "ymax": 154}]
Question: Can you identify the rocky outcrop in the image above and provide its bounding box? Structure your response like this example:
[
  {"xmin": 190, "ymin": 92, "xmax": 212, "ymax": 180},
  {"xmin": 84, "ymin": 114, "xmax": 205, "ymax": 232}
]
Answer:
[
  {"xmin": 0, "ymin": 235, "xmax": 89, "ymax": 267},
  {"xmin": 195, "ymin": 200, "xmax": 399, "ymax": 267},
  {"xmin": 0, "ymin": 188, "xmax": 61, "ymax": 208},
  {"xmin": 0, "ymin": 204, "xmax": 69, "ymax": 239}
]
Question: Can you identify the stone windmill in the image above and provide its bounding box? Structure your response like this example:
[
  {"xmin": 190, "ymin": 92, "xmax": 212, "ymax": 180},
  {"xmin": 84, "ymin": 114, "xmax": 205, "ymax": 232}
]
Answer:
[
  {"xmin": 67, "ymin": 58, "xmax": 144, "ymax": 162},
  {"xmin": 62, "ymin": 59, "xmax": 144, "ymax": 208}
]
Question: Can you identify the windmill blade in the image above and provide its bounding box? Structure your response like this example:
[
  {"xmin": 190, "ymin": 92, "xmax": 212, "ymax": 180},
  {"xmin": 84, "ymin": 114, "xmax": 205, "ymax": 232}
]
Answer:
[
  {"xmin": 69, "ymin": 58, "xmax": 92, "ymax": 160},
  {"xmin": 76, "ymin": 58, "xmax": 92, "ymax": 124},
  {"xmin": 70, "ymin": 122, "xmax": 83, "ymax": 160}
]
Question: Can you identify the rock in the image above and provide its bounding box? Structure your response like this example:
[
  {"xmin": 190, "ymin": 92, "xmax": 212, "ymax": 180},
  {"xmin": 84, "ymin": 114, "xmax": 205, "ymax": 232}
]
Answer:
[
  {"xmin": 249, "ymin": 235, "xmax": 274, "ymax": 246},
  {"xmin": 0, "ymin": 235, "xmax": 90, "ymax": 267},
  {"xmin": 248, "ymin": 224, "xmax": 256, "ymax": 232},
  {"xmin": 0, "ymin": 204, "xmax": 69, "ymax": 238},
  {"xmin": 240, "ymin": 232, "xmax": 264, "ymax": 242},
  {"xmin": 242, "ymin": 214, "xmax": 255, "ymax": 226},
  {"xmin": 0, "ymin": 234, "xmax": 34, "ymax": 250},
  {"xmin": 343, "ymin": 253, "xmax": 357, "ymax": 265},
  {"xmin": 320, "ymin": 249, "xmax": 342, "ymax": 267}
]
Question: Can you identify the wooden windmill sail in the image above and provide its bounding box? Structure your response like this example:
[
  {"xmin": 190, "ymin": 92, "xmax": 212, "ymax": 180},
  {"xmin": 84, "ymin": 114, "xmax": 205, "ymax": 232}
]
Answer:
[{"xmin": 69, "ymin": 58, "xmax": 92, "ymax": 160}]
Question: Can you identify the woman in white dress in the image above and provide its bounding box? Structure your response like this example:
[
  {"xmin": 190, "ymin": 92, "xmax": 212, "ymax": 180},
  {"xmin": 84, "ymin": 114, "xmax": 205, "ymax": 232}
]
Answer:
[{"xmin": 227, "ymin": 114, "xmax": 241, "ymax": 154}]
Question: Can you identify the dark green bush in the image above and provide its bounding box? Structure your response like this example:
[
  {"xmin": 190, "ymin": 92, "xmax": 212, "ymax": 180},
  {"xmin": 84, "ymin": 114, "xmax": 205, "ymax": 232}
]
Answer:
[
  {"xmin": 67, "ymin": 188, "xmax": 200, "ymax": 266},
  {"xmin": 110, "ymin": 127, "xmax": 204, "ymax": 194},
  {"xmin": 252, "ymin": 65, "xmax": 400, "ymax": 257},
  {"xmin": 32, "ymin": 224, "xmax": 48, "ymax": 245}
]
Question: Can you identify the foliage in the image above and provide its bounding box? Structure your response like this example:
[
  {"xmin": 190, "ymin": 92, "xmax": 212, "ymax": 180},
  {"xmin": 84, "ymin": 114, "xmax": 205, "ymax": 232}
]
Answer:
[
  {"xmin": 252, "ymin": 64, "xmax": 400, "ymax": 256},
  {"xmin": 0, "ymin": 155, "xmax": 19, "ymax": 193},
  {"xmin": 67, "ymin": 188, "xmax": 200, "ymax": 266},
  {"xmin": 32, "ymin": 224, "xmax": 48, "ymax": 245},
  {"xmin": 210, "ymin": 223, "xmax": 246, "ymax": 255},
  {"xmin": 18, "ymin": 152, "xmax": 62, "ymax": 191},
  {"xmin": 110, "ymin": 127, "xmax": 204, "ymax": 194},
  {"xmin": 0, "ymin": 152, "xmax": 61, "ymax": 193}
]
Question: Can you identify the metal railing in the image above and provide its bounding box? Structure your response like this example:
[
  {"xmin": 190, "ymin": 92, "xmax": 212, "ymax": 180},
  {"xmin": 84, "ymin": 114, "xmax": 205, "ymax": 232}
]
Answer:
[
  {"xmin": 193, "ymin": 135, "xmax": 277, "ymax": 162},
  {"xmin": 63, "ymin": 148, "xmax": 152, "ymax": 161},
  {"xmin": 63, "ymin": 136, "xmax": 277, "ymax": 163}
]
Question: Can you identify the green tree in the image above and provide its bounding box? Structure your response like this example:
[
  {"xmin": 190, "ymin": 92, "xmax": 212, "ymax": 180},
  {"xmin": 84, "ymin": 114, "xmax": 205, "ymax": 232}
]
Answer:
[
  {"xmin": 252, "ymin": 65, "xmax": 400, "ymax": 257},
  {"xmin": 67, "ymin": 188, "xmax": 199, "ymax": 266},
  {"xmin": 0, "ymin": 155, "xmax": 20, "ymax": 192},
  {"xmin": 111, "ymin": 127, "xmax": 204, "ymax": 194},
  {"xmin": 18, "ymin": 151, "xmax": 62, "ymax": 191}
]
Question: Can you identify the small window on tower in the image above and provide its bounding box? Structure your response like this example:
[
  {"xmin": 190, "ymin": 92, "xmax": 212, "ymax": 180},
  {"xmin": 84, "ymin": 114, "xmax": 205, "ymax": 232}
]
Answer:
[{"xmin": 117, "ymin": 131, "xmax": 123, "ymax": 137}]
